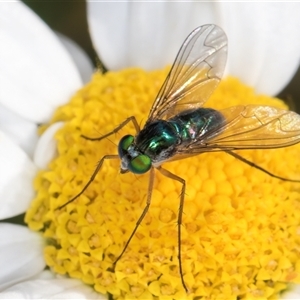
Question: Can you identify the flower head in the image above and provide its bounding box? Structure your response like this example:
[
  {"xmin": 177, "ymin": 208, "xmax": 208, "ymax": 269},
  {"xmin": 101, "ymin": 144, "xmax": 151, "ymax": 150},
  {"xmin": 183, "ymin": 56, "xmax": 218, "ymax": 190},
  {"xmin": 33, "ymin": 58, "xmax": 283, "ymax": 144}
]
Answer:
[
  {"xmin": 2, "ymin": 1, "xmax": 300, "ymax": 298},
  {"xmin": 26, "ymin": 67, "xmax": 300, "ymax": 299}
]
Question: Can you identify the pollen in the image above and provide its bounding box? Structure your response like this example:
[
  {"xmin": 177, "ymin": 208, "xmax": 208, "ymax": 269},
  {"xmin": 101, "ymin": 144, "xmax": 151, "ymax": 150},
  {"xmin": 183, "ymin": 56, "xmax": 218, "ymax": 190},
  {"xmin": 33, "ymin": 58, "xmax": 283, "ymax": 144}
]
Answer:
[{"xmin": 25, "ymin": 67, "xmax": 300, "ymax": 300}]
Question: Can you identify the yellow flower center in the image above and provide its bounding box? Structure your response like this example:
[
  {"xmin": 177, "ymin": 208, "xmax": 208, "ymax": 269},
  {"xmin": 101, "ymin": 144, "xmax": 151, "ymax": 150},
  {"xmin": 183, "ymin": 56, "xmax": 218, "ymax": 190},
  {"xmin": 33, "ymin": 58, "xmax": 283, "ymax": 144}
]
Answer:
[{"xmin": 26, "ymin": 67, "xmax": 300, "ymax": 299}]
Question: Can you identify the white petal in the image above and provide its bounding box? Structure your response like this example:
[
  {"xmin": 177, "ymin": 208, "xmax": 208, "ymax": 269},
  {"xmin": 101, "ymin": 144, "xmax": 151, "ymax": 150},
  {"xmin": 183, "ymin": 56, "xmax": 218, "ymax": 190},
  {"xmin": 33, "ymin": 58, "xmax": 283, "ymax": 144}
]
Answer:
[
  {"xmin": 87, "ymin": 1, "xmax": 216, "ymax": 70},
  {"xmin": 0, "ymin": 130, "xmax": 37, "ymax": 219},
  {"xmin": 56, "ymin": 32, "xmax": 94, "ymax": 84},
  {"xmin": 0, "ymin": 1, "xmax": 82, "ymax": 123},
  {"xmin": 0, "ymin": 223, "xmax": 45, "ymax": 291},
  {"xmin": 0, "ymin": 103, "xmax": 38, "ymax": 158},
  {"xmin": 0, "ymin": 273, "xmax": 107, "ymax": 299},
  {"xmin": 281, "ymin": 284, "xmax": 300, "ymax": 299},
  {"xmin": 88, "ymin": 2, "xmax": 300, "ymax": 95},
  {"xmin": 33, "ymin": 122, "xmax": 64, "ymax": 169},
  {"xmin": 31, "ymin": 270, "xmax": 55, "ymax": 280},
  {"xmin": 219, "ymin": 2, "xmax": 300, "ymax": 95}
]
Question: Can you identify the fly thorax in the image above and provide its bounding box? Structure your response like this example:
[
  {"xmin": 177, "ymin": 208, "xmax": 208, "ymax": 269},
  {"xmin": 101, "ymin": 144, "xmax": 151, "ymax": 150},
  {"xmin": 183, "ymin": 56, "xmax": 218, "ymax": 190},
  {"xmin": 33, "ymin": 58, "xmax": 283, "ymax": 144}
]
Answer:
[
  {"xmin": 169, "ymin": 108, "xmax": 225, "ymax": 143},
  {"xmin": 136, "ymin": 120, "xmax": 180, "ymax": 163}
]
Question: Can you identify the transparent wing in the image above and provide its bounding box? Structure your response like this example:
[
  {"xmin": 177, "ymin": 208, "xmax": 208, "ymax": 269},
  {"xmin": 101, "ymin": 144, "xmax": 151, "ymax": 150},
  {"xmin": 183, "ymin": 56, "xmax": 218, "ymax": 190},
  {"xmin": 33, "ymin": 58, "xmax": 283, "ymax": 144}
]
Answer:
[
  {"xmin": 146, "ymin": 24, "xmax": 227, "ymax": 124},
  {"xmin": 175, "ymin": 105, "xmax": 300, "ymax": 156}
]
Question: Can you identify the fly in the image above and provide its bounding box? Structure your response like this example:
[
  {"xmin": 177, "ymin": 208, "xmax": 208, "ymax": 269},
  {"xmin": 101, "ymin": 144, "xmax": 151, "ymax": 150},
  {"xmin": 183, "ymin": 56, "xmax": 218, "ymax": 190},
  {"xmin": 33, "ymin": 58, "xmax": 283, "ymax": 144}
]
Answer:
[{"xmin": 58, "ymin": 24, "xmax": 300, "ymax": 292}]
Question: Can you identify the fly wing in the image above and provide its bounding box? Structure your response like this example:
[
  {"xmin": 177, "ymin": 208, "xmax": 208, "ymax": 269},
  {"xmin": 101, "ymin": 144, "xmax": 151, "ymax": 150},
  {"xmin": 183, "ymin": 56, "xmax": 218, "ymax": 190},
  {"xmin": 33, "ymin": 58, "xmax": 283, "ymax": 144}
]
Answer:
[
  {"xmin": 174, "ymin": 105, "xmax": 300, "ymax": 155},
  {"xmin": 146, "ymin": 24, "xmax": 227, "ymax": 125}
]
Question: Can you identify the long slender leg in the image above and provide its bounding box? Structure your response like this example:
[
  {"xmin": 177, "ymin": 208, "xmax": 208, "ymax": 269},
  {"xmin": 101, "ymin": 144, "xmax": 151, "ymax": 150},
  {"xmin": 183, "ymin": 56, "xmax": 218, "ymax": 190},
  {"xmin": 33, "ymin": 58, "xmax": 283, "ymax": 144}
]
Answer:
[
  {"xmin": 157, "ymin": 166, "xmax": 188, "ymax": 293},
  {"xmin": 112, "ymin": 167, "xmax": 155, "ymax": 266},
  {"xmin": 58, "ymin": 116, "xmax": 141, "ymax": 210},
  {"xmin": 82, "ymin": 116, "xmax": 140, "ymax": 141},
  {"xmin": 57, "ymin": 155, "xmax": 119, "ymax": 209},
  {"xmin": 226, "ymin": 150, "xmax": 300, "ymax": 182}
]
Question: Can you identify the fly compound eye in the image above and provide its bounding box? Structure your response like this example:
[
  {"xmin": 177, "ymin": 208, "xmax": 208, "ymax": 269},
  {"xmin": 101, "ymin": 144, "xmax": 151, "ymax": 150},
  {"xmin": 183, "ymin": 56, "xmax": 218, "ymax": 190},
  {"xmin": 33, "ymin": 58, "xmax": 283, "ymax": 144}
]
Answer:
[
  {"xmin": 118, "ymin": 135, "xmax": 134, "ymax": 157},
  {"xmin": 129, "ymin": 154, "xmax": 151, "ymax": 174}
]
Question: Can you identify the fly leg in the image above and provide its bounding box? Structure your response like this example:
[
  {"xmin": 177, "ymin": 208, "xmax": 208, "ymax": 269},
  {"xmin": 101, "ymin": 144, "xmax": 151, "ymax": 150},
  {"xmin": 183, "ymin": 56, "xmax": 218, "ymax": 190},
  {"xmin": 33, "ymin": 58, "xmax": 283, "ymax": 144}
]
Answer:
[
  {"xmin": 82, "ymin": 116, "xmax": 140, "ymax": 141},
  {"xmin": 112, "ymin": 167, "xmax": 155, "ymax": 266},
  {"xmin": 57, "ymin": 155, "xmax": 119, "ymax": 209},
  {"xmin": 57, "ymin": 116, "xmax": 141, "ymax": 210},
  {"xmin": 226, "ymin": 150, "xmax": 300, "ymax": 182},
  {"xmin": 157, "ymin": 166, "xmax": 188, "ymax": 293}
]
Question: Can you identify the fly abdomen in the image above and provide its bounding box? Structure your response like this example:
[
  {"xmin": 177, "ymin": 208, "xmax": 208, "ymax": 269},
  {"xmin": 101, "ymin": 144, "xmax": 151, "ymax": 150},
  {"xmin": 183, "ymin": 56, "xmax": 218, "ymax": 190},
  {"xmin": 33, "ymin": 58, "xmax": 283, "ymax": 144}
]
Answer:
[{"xmin": 169, "ymin": 108, "xmax": 225, "ymax": 143}]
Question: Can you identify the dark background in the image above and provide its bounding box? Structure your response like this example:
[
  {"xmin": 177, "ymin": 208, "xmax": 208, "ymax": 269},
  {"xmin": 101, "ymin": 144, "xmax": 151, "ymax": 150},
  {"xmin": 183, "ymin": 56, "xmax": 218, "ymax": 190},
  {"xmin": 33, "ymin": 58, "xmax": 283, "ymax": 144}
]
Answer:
[{"xmin": 22, "ymin": 0, "xmax": 300, "ymax": 113}]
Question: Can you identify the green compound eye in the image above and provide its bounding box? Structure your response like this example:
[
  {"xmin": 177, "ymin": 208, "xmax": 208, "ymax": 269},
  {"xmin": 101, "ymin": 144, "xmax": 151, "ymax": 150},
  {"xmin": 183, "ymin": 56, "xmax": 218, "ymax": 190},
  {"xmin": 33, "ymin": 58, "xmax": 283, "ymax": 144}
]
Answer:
[
  {"xmin": 129, "ymin": 154, "xmax": 151, "ymax": 174},
  {"xmin": 118, "ymin": 135, "xmax": 134, "ymax": 156}
]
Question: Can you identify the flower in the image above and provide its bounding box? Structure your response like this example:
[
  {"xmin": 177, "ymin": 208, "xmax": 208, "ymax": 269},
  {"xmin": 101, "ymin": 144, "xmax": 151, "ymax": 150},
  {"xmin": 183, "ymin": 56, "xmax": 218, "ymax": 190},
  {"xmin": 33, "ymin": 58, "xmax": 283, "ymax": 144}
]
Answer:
[
  {"xmin": 0, "ymin": 1, "xmax": 99, "ymax": 298},
  {"xmin": 1, "ymin": 1, "xmax": 300, "ymax": 299},
  {"xmin": 26, "ymin": 70, "xmax": 300, "ymax": 299}
]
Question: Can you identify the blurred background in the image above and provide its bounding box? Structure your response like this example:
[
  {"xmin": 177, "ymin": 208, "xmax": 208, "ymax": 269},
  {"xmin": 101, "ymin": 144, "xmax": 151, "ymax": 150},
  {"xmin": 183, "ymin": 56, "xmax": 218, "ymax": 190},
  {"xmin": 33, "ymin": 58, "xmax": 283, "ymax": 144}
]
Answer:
[{"xmin": 22, "ymin": 0, "xmax": 300, "ymax": 113}]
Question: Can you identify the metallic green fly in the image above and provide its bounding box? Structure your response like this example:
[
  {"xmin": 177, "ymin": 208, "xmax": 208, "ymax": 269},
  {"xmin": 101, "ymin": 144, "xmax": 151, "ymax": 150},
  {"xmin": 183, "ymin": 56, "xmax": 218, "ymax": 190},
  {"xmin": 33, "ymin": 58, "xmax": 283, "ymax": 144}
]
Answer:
[{"xmin": 59, "ymin": 24, "xmax": 300, "ymax": 292}]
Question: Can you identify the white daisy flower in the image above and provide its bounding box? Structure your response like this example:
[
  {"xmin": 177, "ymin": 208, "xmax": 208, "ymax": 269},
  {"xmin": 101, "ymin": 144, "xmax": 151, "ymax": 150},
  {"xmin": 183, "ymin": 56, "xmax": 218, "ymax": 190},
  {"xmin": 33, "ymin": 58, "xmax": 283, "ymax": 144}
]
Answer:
[{"xmin": 1, "ymin": 1, "xmax": 300, "ymax": 299}]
